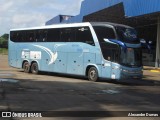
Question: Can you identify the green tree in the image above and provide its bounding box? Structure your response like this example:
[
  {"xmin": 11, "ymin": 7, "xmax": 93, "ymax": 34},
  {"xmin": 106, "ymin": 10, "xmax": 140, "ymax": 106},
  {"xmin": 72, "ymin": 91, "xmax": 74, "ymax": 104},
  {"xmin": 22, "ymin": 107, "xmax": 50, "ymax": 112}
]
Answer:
[
  {"xmin": 0, "ymin": 33, "xmax": 9, "ymax": 48},
  {"xmin": 1, "ymin": 34, "xmax": 9, "ymax": 40}
]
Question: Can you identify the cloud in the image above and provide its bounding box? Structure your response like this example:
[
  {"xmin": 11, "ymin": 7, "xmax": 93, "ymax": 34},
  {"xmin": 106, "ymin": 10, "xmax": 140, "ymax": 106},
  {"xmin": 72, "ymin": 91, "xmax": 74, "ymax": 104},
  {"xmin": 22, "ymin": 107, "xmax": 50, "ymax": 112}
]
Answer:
[
  {"xmin": 12, "ymin": 13, "xmax": 47, "ymax": 28},
  {"xmin": 0, "ymin": 0, "xmax": 83, "ymax": 36},
  {"xmin": 0, "ymin": 1, "xmax": 13, "ymax": 12}
]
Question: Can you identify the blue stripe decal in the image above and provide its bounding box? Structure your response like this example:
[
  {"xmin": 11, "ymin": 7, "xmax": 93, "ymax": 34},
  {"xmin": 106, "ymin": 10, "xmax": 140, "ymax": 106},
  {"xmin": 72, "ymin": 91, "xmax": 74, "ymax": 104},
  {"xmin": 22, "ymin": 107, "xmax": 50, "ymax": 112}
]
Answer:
[{"xmin": 109, "ymin": 39, "xmax": 127, "ymax": 52}]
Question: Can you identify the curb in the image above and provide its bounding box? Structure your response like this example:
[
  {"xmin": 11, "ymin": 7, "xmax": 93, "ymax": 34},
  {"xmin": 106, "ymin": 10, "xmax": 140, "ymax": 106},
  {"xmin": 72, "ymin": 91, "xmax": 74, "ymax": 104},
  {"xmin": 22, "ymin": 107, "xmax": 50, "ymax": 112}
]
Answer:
[{"xmin": 150, "ymin": 70, "xmax": 160, "ymax": 73}]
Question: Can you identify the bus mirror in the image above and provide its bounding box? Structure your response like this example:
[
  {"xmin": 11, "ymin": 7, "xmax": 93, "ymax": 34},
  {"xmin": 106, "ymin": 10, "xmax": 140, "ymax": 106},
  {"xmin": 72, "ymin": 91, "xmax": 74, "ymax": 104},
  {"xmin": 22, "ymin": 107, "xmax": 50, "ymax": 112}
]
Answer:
[
  {"xmin": 103, "ymin": 38, "xmax": 111, "ymax": 43},
  {"xmin": 103, "ymin": 38, "xmax": 117, "ymax": 45},
  {"xmin": 104, "ymin": 38, "xmax": 127, "ymax": 53}
]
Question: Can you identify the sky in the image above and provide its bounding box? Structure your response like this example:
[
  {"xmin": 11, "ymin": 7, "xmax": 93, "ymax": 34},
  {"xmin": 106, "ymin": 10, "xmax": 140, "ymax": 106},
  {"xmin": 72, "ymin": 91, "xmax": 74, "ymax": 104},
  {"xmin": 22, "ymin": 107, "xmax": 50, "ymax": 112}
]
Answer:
[{"xmin": 0, "ymin": 0, "xmax": 83, "ymax": 36}]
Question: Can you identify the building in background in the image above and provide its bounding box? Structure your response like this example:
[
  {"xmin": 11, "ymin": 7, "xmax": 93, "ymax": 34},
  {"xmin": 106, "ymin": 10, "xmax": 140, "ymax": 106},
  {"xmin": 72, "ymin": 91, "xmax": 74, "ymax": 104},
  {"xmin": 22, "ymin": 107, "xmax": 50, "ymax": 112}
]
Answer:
[
  {"xmin": 46, "ymin": 15, "xmax": 73, "ymax": 25},
  {"xmin": 46, "ymin": 0, "xmax": 160, "ymax": 67}
]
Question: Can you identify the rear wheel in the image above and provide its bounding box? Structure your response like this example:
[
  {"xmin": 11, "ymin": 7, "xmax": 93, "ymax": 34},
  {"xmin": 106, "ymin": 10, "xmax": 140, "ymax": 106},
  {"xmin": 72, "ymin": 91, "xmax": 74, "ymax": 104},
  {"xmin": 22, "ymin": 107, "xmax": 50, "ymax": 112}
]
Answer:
[
  {"xmin": 88, "ymin": 67, "xmax": 98, "ymax": 82},
  {"xmin": 31, "ymin": 62, "xmax": 39, "ymax": 74},
  {"xmin": 23, "ymin": 61, "xmax": 30, "ymax": 73}
]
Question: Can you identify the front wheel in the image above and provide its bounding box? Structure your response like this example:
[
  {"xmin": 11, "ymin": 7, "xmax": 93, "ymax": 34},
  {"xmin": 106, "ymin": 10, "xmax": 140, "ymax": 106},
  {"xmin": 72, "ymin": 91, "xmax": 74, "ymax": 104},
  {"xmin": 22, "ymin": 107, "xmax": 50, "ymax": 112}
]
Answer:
[
  {"xmin": 31, "ymin": 62, "xmax": 39, "ymax": 74},
  {"xmin": 88, "ymin": 67, "xmax": 98, "ymax": 82}
]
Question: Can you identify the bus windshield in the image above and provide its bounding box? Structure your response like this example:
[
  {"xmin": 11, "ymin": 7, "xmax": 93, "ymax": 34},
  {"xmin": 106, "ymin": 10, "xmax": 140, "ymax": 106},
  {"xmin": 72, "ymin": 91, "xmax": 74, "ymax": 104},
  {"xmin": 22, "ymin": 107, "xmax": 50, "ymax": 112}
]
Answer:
[
  {"xmin": 116, "ymin": 27, "xmax": 138, "ymax": 42},
  {"xmin": 120, "ymin": 47, "xmax": 142, "ymax": 67}
]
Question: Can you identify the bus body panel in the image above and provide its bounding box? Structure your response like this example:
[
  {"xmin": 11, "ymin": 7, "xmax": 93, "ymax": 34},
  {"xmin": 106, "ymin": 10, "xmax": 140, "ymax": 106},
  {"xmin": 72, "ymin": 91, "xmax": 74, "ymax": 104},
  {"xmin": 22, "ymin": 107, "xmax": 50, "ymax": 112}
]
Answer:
[
  {"xmin": 111, "ymin": 63, "xmax": 121, "ymax": 79},
  {"xmin": 101, "ymin": 61, "xmax": 112, "ymax": 79},
  {"xmin": 41, "ymin": 50, "xmax": 53, "ymax": 72},
  {"xmin": 54, "ymin": 52, "xmax": 67, "ymax": 73},
  {"xmin": 67, "ymin": 52, "xmax": 83, "ymax": 75},
  {"xmin": 9, "ymin": 41, "xmax": 102, "ymax": 76},
  {"xmin": 9, "ymin": 50, "xmax": 17, "ymax": 67}
]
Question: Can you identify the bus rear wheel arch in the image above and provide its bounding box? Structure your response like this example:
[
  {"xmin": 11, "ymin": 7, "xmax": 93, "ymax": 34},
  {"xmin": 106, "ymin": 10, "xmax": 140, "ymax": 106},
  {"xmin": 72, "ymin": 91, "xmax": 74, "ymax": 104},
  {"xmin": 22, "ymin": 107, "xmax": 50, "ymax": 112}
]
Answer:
[
  {"xmin": 22, "ymin": 61, "xmax": 30, "ymax": 73},
  {"xmin": 87, "ymin": 66, "xmax": 99, "ymax": 82},
  {"xmin": 31, "ymin": 62, "xmax": 39, "ymax": 74}
]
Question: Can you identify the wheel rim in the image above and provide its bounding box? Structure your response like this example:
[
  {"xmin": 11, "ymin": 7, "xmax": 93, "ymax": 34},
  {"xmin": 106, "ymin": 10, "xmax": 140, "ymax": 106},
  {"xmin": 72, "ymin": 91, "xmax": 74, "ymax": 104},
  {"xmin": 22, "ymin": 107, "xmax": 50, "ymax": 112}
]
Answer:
[
  {"xmin": 24, "ymin": 63, "xmax": 29, "ymax": 72},
  {"xmin": 31, "ymin": 63, "xmax": 39, "ymax": 74},
  {"xmin": 90, "ymin": 70, "xmax": 96, "ymax": 80},
  {"xmin": 32, "ymin": 64, "xmax": 37, "ymax": 73}
]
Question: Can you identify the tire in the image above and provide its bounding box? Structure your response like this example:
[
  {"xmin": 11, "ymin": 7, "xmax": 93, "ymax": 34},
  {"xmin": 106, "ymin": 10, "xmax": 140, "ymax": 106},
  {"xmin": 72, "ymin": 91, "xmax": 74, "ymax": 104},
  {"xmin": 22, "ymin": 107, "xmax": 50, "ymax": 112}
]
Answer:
[
  {"xmin": 23, "ymin": 61, "xmax": 30, "ymax": 73},
  {"xmin": 88, "ymin": 67, "xmax": 98, "ymax": 82},
  {"xmin": 31, "ymin": 62, "xmax": 39, "ymax": 74}
]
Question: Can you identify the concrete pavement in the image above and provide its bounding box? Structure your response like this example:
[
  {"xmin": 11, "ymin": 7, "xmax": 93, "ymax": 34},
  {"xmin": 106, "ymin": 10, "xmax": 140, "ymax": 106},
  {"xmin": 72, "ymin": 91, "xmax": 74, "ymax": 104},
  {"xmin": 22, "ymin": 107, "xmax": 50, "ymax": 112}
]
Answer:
[{"xmin": 0, "ymin": 55, "xmax": 160, "ymax": 120}]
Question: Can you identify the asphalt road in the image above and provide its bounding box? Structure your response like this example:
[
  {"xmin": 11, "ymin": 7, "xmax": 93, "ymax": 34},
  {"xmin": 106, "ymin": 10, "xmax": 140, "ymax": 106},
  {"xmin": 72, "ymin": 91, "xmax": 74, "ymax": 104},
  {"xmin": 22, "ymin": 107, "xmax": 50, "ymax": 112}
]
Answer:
[{"xmin": 0, "ymin": 55, "xmax": 160, "ymax": 120}]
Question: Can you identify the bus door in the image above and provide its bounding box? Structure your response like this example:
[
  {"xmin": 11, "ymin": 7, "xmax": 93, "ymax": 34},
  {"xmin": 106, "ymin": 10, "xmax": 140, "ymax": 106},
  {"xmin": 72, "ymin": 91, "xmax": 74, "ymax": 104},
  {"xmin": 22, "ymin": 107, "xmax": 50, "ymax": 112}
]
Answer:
[
  {"xmin": 100, "ymin": 44, "xmax": 113, "ymax": 79},
  {"xmin": 110, "ymin": 49, "xmax": 120, "ymax": 80},
  {"xmin": 96, "ymin": 52, "xmax": 112, "ymax": 78},
  {"xmin": 101, "ymin": 48, "xmax": 120, "ymax": 79}
]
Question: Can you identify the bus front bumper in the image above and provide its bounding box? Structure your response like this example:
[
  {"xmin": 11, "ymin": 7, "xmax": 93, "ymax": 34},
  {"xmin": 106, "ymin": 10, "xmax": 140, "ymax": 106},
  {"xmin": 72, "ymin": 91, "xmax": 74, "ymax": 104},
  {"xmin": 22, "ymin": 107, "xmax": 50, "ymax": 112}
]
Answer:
[{"xmin": 119, "ymin": 69, "xmax": 143, "ymax": 81}]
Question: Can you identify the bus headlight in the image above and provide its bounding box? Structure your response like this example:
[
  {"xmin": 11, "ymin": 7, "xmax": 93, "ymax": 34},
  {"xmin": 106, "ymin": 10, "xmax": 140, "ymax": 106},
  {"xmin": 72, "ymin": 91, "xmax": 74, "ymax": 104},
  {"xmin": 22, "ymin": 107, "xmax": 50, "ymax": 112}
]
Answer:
[{"xmin": 122, "ymin": 69, "xmax": 129, "ymax": 72}]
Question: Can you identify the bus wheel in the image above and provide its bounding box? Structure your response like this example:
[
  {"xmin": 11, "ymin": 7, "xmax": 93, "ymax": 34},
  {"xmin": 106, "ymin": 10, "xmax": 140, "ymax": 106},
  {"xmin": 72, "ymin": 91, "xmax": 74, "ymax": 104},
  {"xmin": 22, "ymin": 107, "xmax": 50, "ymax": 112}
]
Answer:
[
  {"xmin": 23, "ymin": 61, "xmax": 30, "ymax": 73},
  {"xmin": 88, "ymin": 67, "xmax": 98, "ymax": 82},
  {"xmin": 31, "ymin": 62, "xmax": 39, "ymax": 74}
]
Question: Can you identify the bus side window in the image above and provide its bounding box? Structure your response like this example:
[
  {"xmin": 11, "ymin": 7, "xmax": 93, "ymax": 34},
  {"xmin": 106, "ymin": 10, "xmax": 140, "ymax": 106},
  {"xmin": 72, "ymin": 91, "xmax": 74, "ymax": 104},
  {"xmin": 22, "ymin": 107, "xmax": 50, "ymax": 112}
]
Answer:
[
  {"xmin": 35, "ymin": 30, "xmax": 38, "ymax": 42},
  {"xmin": 94, "ymin": 26, "xmax": 119, "ymax": 62},
  {"xmin": 10, "ymin": 31, "xmax": 17, "ymax": 42},
  {"xmin": 35, "ymin": 30, "xmax": 47, "ymax": 42},
  {"xmin": 26, "ymin": 30, "xmax": 35, "ymax": 42},
  {"xmin": 76, "ymin": 27, "xmax": 95, "ymax": 46},
  {"xmin": 93, "ymin": 26, "xmax": 116, "ymax": 43},
  {"xmin": 47, "ymin": 29, "xmax": 60, "ymax": 42},
  {"xmin": 16, "ymin": 31, "xmax": 26, "ymax": 42},
  {"xmin": 60, "ymin": 28, "xmax": 75, "ymax": 42},
  {"xmin": 43, "ymin": 30, "xmax": 48, "ymax": 42},
  {"xmin": 111, "ymin": 48, "xmax": 120, "ymax": 63}
]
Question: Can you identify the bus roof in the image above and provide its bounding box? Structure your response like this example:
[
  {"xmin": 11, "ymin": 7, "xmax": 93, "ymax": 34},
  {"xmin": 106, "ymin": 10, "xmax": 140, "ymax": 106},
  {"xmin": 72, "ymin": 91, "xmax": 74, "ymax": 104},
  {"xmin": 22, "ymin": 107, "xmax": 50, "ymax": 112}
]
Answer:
[
  {"xmin": 10, "ymin": 22, "xmax": 91, "ymax": 31},
  {"xmin": 10, "ymin": 22, "xmax": 133, "ymax": 31},
  {"xmin": 90, "ymin": 22, "xmax": 133, "ymax": 28}
]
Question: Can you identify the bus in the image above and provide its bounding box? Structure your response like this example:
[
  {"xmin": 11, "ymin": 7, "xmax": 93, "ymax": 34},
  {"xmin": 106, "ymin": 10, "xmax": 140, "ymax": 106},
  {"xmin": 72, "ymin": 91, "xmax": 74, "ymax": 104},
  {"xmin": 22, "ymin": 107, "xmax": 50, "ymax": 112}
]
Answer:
[{"xmin": 9, "ymin": 22, "xmax": 143, "ymax": 82}]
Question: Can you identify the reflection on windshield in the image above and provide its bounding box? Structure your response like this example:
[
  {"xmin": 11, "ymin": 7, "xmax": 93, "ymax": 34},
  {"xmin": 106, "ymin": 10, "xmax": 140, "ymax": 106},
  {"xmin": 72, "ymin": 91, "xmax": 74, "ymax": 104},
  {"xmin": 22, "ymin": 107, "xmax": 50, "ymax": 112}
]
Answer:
[
  {"xmin": 124, "ymin": 29, "xmax": 137, "ymax": 40},
  {"xmin": 116, "ymin": 27, "xmax": 138, "ymax": 42},
  {"xmin": 121, "ymin": 48, "xmax": 142, "ymax": 67}
]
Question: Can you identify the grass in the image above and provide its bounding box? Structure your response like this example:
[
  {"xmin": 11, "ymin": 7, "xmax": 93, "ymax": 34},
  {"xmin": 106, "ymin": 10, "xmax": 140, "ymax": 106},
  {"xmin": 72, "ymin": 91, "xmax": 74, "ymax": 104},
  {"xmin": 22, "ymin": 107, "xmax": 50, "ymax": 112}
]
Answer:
[{"xmin": 0, "ymin": 48, "xmax": 8, "ymax": 55}]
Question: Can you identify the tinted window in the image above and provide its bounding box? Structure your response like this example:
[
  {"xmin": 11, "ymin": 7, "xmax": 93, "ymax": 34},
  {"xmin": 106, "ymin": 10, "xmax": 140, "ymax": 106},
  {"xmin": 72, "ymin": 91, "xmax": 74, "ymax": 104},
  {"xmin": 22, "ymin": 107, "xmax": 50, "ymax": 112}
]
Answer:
[
  {"xmin": 10, "ymin": 31, "xmax": 16, "ymax": 42},
  {"xmin": 10, "ymin": 26, "xmax": 95, "ymax": 44},
  {"xmin": 100, "ymin": 42, "xmax": 120, "ymax": 62},
  {"xmin": 10, "ymin": 31, "xmax": 17, "ymax": 42},
  {"xmin": 93, "ymin": 26, "xmax": 119, "ymax": 62},
  {"xmin": 35, "ymin": 29, "xmax": 47, "ymax": 42},
  {"xmin": 76, "ymin": 27, "xmax": 95, "ymax": 45},
  {"xmin": 116, "ymin": 26, "xmax": 139, "ymax": 43},
  {"xmin": 60, "ymin": 28, "xmax": 75, "ymax": 42},
  {"xmin": 47, "ymin": 29, "xmax": 60, "ymax": 42},
  {"xmin": 26, "ymin": 30, "xmax": 35, "ymax": 42},
  {"xmin": 10, "ymin": 31, "xmax": 26, "ymax": 42},
  {"xmin": 120, "ymin": 48, "xmax": 142, "ymax": 67},
  {"xmin": 18, "ymin": 31, "xmax": 26, "ymax": 42},
  {"xmin": 93, "ymin": 26, "xmax": 116, "ymax": 42}
]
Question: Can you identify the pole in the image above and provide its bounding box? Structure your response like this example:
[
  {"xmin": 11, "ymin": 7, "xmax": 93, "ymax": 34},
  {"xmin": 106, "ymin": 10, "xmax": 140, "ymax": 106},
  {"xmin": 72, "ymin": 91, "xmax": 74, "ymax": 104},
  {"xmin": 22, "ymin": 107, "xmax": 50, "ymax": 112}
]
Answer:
[{"xmin": 155, "ymin": 17, "xmax": 160, "ymax": 68}]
